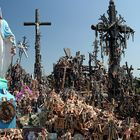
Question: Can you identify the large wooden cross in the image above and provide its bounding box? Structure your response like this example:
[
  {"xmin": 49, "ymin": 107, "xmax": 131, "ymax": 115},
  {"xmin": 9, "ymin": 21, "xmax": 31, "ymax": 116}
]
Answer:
[
  {"xmin": 24, "ymin": 9, "xmax": 51, "ymax": 82},
  {"xmin": 91, "ymin": 0, "xmax": 134, "ymax": 100}
]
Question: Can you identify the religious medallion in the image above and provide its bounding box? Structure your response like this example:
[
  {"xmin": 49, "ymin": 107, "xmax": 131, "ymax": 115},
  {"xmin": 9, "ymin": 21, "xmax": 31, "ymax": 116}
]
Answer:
[{"xmin": 0, "ymin": 101, "xmax": 15, "ymax": 123}]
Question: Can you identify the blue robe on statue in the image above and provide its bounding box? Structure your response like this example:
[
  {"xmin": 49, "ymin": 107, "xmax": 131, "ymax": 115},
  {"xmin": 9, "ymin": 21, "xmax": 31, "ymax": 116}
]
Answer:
[
  {"xmin": 1, "ymin": 19, "xmax": 16, "ymax": 46},
  {"xmin": 0, "ymin": 19, "xmax": 16, "ymax": 78},
  {"xmin": 0, "ymin": 18, "xmax": 16, "ymax": 128}
]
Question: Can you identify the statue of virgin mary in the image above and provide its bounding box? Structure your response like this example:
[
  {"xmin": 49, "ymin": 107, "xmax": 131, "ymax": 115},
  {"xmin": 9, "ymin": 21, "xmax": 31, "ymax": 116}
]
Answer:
[{"xmin": 0, "ymin": 8, "xmax": 16, "ymax": 78}]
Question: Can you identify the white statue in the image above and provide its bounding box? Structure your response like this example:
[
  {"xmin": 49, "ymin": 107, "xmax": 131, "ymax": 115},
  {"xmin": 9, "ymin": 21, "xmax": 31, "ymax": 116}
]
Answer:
[{"xmin": 0, "ymin": 8, "xmax": 16, "ymax": 78}]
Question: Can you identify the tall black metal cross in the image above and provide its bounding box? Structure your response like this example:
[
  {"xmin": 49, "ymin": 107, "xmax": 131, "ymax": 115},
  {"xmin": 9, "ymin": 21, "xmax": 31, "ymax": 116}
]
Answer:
[
  {"xmin": 91, "ymin": 0, "xmax": 134, "ymax": 100},
  {"xmin": 24, "ymin": 9, "xmax": 51, "ymax": 83}
]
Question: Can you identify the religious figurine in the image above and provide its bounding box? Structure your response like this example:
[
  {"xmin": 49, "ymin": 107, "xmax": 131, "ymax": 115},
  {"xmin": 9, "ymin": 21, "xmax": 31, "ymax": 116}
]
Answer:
[
  {"xmin": 0, "ymin": 8, "xmax": 16, "ymax": 128},
  {"xmin": 0, "ymin": 8, "xmax": 16, "ymax": 78}
]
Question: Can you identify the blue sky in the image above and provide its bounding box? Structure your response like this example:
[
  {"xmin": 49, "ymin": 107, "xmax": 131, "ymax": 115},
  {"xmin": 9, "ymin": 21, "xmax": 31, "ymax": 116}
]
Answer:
[{"xmin": 1, "ymin": 0, "xmax": 140, "ymax": 76}]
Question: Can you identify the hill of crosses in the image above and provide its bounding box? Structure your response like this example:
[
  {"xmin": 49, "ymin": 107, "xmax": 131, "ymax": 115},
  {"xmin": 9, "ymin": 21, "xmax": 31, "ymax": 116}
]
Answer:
[{"xmin": 0, "ymin": 0, "xmax": 140, "ymax": 139}]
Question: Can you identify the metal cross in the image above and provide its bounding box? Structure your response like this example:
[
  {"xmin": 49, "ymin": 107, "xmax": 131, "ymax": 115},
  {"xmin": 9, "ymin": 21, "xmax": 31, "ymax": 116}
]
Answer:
[{"xmin": 18, "ymin": 36, "xmax": 29, "ymax": 64}]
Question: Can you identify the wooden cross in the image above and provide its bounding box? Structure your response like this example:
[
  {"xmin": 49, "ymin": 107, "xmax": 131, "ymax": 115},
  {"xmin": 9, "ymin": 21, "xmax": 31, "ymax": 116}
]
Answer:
[
  {"xmin": 125, "ymin": 61, "xmax": 134, "ymax": 89},
  {"xmin": 24, "ymin": 9, "xmax": 51, "ymax": 36},
  {"xmin": 125, "ymin": 62, "xmax": 133, "ymax": 75},
  {"xmin": 91, "ymin": 0, "xmax": 134, "ymax": 100},
  {"xmin": 24, "ymin": 9, "xmax": 51, "ymax": 82}
]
